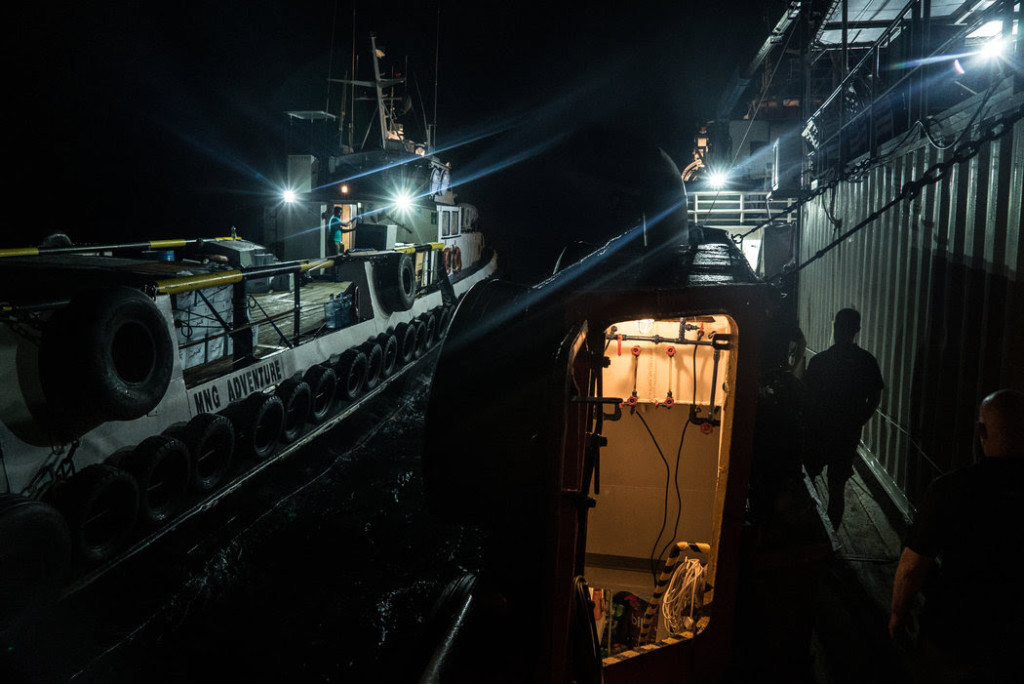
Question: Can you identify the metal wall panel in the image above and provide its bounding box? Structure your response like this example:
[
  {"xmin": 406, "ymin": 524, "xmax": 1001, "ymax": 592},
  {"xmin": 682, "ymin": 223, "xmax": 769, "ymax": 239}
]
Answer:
[{"xmin": 796, "ymin": 97, "xmax": 1024, "ymax": 515}]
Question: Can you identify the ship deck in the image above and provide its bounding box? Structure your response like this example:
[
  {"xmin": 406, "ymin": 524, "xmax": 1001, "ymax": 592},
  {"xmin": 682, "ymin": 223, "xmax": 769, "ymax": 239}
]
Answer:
[{"xmin": 180, "ymin": 277, "xmax": 359, "ymax": 387}]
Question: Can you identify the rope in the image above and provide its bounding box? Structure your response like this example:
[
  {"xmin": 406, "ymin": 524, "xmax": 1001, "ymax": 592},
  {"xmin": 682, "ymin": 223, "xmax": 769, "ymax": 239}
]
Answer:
[{"xmin": 662, "ymin": 557, "xmax": 706, "ymax": 636}]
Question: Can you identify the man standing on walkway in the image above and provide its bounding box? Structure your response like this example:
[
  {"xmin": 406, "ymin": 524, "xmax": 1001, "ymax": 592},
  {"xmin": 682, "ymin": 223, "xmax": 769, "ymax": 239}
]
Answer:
[
  {"xmin": 889, "ymin": 389, "xmax": 1024, "ymax": 682},
  {"xmin": 803, "ymin": 308, "xmax": 884, "ymax": 529}
]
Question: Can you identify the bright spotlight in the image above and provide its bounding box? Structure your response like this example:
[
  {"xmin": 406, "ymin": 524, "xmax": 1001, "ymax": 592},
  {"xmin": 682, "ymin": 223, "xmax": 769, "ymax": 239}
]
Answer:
[
  {"xmin": 979, "ymin": 37, "xmax": 1006, "ymax": 61},
  {"xmin": 283, "ymin": 189, "xmax": 297, "ymax": 203},
  {"xmin": 708, "ymin": 171, "xmax": 728, "ymax": 190},
  {"xmin": 393, "ymin": 190, "xmax": 413, "ymax": 212}
]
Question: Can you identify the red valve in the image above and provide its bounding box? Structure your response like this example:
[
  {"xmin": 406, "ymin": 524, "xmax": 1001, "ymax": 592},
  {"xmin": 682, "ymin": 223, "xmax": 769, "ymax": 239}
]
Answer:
[
  {"xmin": 631, "ymin": 345, "xmax": 641, "ymax": 357},
  {"xmin": 666, "ymin": 345, "xmax": 676, "ymax": 357},
  {"xmin": 627, "ymin": 394, "xmax": 638, "ymax": 406},
  {"xmin": 700, "ymin": 421, "xmax": 714, "ymax": 435},
  {"xmin": 664, "ymin": 396, "xmax": 674, "ymax": 407}
]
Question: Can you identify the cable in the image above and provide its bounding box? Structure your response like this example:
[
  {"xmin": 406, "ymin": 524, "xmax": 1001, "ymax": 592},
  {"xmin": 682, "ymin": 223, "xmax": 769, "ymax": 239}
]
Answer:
[
  {"xmin": 636, "ymin": 410, "xmax": 672, "ymax": 587},
  {"xmin": 661, "ymin": 557, "xmax": 706, "ymax": 636},
  {"xmin": 655, "ymin": 338, "xmax": 699, "ymax": 569}
]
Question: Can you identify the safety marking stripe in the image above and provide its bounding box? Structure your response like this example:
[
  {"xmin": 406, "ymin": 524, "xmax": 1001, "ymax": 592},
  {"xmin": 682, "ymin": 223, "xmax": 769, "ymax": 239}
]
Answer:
[
  {"xmin": 156, "ymin": 270, "xmax": 243, "ymax": 294},
  {"xmin": 639, "ymin": 541, "xmax": 710, "ymax": 641},
  {"xmin": 0, "ymin": 247, "xmax": 40, "ymax": 257}
]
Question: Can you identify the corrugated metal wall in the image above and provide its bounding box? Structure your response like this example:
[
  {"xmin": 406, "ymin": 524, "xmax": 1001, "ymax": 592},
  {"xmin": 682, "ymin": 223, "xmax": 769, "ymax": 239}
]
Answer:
[{"xmin": 796, "ymin": 94, "xmax": 1024, "ymax": 515}]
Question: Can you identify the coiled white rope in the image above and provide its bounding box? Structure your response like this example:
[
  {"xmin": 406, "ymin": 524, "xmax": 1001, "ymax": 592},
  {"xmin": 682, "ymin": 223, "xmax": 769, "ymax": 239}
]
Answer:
[{"xmin": 661, "ymin": 557, "xmax": 706, "ymax": 636}]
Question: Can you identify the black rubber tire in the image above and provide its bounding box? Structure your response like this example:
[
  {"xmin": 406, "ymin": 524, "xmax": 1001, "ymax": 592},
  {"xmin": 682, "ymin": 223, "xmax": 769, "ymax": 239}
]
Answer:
[
  {"xmin": 335, "ymin": 350, "xmax": 368, "ymax": 401},
  {"xmin": 0, "ymin": 495, "xmax": 71, "ymax": 633},
  {"xmin": 413, "ymin": 319, "xmax": 428, "ymax": 358},
  {"xmin": 422, "ymin": 311, "xmax": 438, "ymax": 346},
  {"xmin": 396, "ymin": 322, "xmax": 416, "ymax": 364},
  {"xmin": 40, "ymin": 287, "xmax": 173, "ymax": 423},
  {"xmin": 303, "ymin": 364, "xmax": 337, "ymax": 424},
  {"xmin": 177, "ymin": 413, "xmax": 235, "ymax": 492},
  {"xmin": 226, "ymin": 393, "xmax": 285, "ymax": 461},
  {"xmin": 52, "ymin": 464, "xmax": 139, "ymax": 565},
  {"xmin": 378, "ymin": 333, "xmax": 399, "ymax": 378},
  {"xmin": 362, "ymin": 342, "xmax": 384, "ymax": 391},
  {"xmin": 121, "ymin": 435, "xmax": 192, "ymax": 526},
  {"xmin": 375, "ymin": 254, "xmax": 417, "ymax": 312},
  {"xmin": 276, "ymin": 378, "xmax": 312, "ymax": 444},
  {"xmin": 437, "ymin": 305, "xmax": 453, "ymax": 339}
]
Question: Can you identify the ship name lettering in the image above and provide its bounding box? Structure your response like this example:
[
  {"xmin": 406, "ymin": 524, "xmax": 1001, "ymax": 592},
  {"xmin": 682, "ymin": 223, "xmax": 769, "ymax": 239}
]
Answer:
[
  {"xmin": 226, "ymin": 358, "xmax": 284, "ymax": 403},
  {"xmin": 192, "ymin": 386, "xmax": 222, "ymax": 414}
]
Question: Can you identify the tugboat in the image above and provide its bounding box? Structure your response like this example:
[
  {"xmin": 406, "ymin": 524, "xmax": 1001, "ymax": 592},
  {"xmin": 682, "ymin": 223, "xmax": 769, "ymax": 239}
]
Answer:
[
  {"xmin": 0, "ymin": 34, "xmax": 497, "ymax": 632},
  {"xmin": 418, "ymin": 132, "xmax": 775, "ymax": 683}
]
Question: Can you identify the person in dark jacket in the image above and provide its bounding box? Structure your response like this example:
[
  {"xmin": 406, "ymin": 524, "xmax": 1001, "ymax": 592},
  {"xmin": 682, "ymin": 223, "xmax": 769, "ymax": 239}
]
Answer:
[
  {"xmin": 803, "ymin": 308, "xmax": 884, "ymax": 529},
  {"xmin": 889, "ymin": 389, "xmax": 1024, "ymax": 682}
]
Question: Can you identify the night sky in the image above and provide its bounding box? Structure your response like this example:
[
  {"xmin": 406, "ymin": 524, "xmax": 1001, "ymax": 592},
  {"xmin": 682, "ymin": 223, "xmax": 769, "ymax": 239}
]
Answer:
[{"xmin": 14, "ymin": 1, "xmax": 771, "ymax": 278}]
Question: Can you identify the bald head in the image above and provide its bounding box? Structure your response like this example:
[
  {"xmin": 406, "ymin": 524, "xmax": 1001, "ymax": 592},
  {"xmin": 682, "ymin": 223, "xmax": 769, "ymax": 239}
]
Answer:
[{"xmin": 978, "ymin": 389, "xmax": 1024, "ymax": 459}]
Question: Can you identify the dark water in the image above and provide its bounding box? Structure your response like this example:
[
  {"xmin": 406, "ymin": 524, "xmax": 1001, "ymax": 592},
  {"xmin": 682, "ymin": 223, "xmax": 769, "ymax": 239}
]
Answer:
[{"xmin": 3, "ymin": 362, "xmax": 487, "ymax": 683}]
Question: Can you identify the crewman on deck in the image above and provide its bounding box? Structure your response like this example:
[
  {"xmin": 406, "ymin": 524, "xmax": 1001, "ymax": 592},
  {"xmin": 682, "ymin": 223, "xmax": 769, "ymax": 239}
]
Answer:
[
  {"xmin": 329, "ymin": 206, "xmax": 355, "ymax": 256},
  {"xmin": 802, "ymin": 308, "xmax": 884, "ymax": 529},
  {"xmin": 889, "ymin": 388, "xmax": 1024, "ymax": 682}
]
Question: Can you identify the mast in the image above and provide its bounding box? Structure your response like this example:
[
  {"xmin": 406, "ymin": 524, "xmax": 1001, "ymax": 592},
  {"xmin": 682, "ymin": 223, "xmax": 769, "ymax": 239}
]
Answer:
[{"xmin": 371, "ymin": 33, "xmax": 389, "ymax": 149}]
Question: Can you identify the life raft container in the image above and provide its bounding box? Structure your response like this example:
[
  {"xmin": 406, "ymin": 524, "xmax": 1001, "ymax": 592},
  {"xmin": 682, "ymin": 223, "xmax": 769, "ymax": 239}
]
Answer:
[
  {"xmin": 375, "ymin": 253, "xmax": 416, "ymax": 312},
  {"xmin": 39, "ymin": 287, "xmax": 174, "ymax": 425}
]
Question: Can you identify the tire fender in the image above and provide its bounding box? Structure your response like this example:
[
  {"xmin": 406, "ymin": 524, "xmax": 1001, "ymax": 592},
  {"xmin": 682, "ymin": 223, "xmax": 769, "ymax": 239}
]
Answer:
[
  {"xmin": 40, "ymin": 287, "xmax": 174, "ymax": 423},
  {"xmin": 362, "ymin": 342, "xmax": 384, "ymax": 391},
  {"xmin": 303, "ymin": 364, "xmax": 337, "ymax": 424},
  {"xmin": 375, "ymin": 253, "xmax": 417, "ymax": 312},
  {"xmin": 378, "ymin": 333, "xmax": 399, "ymax": 378},
  {"xmin": 52, "ymin": 464, "xmax": 139, "ymax": 565},
  {"xmin": 276, "ymin": 378, "xmax": 312, "ymax": 443},
  {"xmin": 0, "ymin": 495, "xmax": 71, "ymax": 631},
  {"xmin": 177, "ymin": 413, "xmax": 235, "ymax": 492},
  {"xmin": 225, "ymin": 392, "xmax": 284, "ymax": 460},
  {"xmin": 335, "ymin": 350, "xmax": 368, "ymax": 401},
  {"xmin": 121, "ymin": 435, "xmax": 192, "ymax": 526},
  {"xmin": 395, "ymin": 322, "xmax": 416, "ymax": 364}
]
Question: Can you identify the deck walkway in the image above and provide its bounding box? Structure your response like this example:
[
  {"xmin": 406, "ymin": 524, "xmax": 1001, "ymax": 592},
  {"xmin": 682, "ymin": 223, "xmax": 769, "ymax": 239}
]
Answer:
[{"xmin": 807, "ymin": 457, "xmax": 917, "ymax": 683}]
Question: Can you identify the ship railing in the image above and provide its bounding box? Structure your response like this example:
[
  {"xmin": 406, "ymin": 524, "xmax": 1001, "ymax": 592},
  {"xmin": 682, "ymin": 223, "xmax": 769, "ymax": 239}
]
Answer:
[
  {"xmin": 687, "ymin": 191, "xmax": 798, "ymax": 232},
  {"xmin": 802, "ymin": 0, "xmax": 1016, "ymax": 178}
]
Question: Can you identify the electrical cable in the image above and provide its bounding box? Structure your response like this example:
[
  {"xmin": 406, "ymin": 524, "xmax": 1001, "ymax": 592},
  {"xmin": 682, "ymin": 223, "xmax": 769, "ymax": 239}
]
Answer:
[
  {"xmin": 661, "ymin": 557, "xmax": 706, "ymax": 636},
  {"xmin": 655, "ymin": 339, "xmax": 699, "ymax": 569},
  {"xmin": 636, "ymin": 409, "xmax": 673, "ymax": 587}
]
